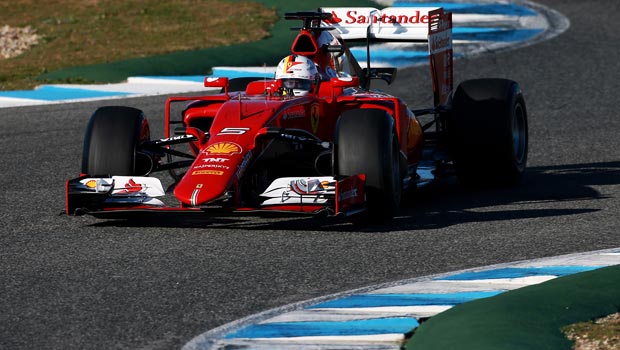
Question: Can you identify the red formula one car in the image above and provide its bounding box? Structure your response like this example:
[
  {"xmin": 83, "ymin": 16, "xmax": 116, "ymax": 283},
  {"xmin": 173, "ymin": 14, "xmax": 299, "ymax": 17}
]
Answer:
[{"xmin": 66, "ymin": 7, "xmax": 528, "ymax": 222}]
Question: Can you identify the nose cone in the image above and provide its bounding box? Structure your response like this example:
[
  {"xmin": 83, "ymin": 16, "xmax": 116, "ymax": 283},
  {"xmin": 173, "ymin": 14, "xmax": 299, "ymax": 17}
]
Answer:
[
  {"xmin": 175, "ymin": 181, "xmax": 218, "ymax": 207},
  {"xmin": 174, "ymin": 142, "xmax": 245, "ymax": 206}
]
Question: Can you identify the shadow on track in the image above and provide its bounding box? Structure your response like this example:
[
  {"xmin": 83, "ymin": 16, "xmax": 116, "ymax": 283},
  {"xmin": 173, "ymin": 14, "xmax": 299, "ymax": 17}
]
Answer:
[{"xmin": 89, "ymin": 161, "xmax": 619, "ymax": 232}]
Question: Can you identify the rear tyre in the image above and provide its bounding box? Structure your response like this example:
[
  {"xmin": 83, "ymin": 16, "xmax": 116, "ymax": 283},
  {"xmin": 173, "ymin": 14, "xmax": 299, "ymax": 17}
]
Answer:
[
  {"xmin": 81, "ymin": 106, "xmax": 150, "ymax": 177},
  {"xmin": 336, "ymin": 108, "xmax": 402, "ymax": 221},
  {"xmin": 448, "ymin": 78, "xmax": 528, "ymax": 186}
]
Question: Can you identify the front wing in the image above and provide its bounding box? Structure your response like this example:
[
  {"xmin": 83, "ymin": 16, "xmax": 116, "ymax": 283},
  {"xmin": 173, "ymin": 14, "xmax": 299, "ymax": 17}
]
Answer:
[{"xmin": 66, "ymin": 174, "xmax": 366, "ymax": 219}]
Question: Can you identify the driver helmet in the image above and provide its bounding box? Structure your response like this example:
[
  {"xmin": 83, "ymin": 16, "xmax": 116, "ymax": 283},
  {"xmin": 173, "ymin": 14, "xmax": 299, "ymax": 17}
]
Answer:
[{"xmin": 275, "ymin": 55, "xmax": 319, "ymax": 96}]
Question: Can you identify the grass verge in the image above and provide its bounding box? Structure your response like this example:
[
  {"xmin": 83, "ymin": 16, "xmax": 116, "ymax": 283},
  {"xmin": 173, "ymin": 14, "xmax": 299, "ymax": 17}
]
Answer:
[
  {"xmin": 35, "ymin": 0, "xmax": 381, "ymax": 86},
  {"xmin": 0, "ymin": 0, "xmax": 277, "ymax": 90}
]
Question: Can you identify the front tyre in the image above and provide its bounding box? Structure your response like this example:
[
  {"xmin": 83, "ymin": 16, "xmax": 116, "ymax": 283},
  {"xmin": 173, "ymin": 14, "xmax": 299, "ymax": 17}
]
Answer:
[
  {"xmin": 448, "ymin": 79, "xmax": 528, "ymax": 186},
  {"xmin": 81, "ymin": 106, "xmax": 151, "ymax": 177},
  {"xmin": 336, "ymin": 108, "xmax": 402, "ymax": 221}
]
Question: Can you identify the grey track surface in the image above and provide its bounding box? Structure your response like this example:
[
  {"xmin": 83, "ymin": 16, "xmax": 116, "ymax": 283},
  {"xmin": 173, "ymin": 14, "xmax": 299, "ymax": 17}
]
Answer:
[{"xmin": 1, "ymin": 1, "xmax": 619, "ymax": 349}]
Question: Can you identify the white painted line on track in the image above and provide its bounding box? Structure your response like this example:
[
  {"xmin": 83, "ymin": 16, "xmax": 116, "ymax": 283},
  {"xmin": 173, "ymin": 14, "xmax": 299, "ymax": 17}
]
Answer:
[
  {"xmin": 264, "ymin": 306, "xmax": 453, "ymax": 323},
  {"xmin": 52, "ymin": 77, "xmax": 205, "ymax": 94},
  {"xmin": 370, "ymin": 275, "xmax": 558, "ymax": 294},
  {"xmin": 215, "ymin": 334, "xmax": 407, "ymax": 350},
  {"xmin": 0, "ymin": 96, "xmax": 48, "ymax": 107}
]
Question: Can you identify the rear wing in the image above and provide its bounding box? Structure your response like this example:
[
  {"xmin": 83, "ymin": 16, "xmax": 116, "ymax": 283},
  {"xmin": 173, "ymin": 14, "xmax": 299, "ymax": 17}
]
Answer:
[
  {"xmin": 319, "ymin": 7, "xmax": 453, "ymax": 106},
  {"xmin": 320, "ymin": 7, "xmax": 437, "ymax": 41}
]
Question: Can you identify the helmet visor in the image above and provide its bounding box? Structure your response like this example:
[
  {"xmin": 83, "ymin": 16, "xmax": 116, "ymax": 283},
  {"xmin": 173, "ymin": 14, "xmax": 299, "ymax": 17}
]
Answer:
[{"xmin": 281, "ymin": 78, "xmax": 312, "ymax": 91}]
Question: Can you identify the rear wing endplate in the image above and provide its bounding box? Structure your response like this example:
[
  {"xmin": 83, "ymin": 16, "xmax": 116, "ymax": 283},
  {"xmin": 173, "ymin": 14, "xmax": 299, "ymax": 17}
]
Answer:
[
  {"xmin": 428, "ymin": 8, "xmax": 453, "ymax": 106},
  {"xmin": 320, "ymin": 7, "xmax": 453, "ymax": 107}
]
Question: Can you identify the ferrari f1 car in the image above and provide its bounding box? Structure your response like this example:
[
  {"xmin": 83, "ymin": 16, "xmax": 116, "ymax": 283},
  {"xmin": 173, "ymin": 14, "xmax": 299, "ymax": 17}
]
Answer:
[{"xmin": 66, "ymin": 7, "xmax": 528, "ymax": 222}]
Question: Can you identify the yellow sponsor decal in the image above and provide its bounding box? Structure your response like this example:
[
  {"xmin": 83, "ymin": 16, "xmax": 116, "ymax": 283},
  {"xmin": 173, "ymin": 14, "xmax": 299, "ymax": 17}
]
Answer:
[
  {"xmin": 283, "ymin": 55, "xmax": 292, "ymax": 73},
  {"xmin": 310, "ymin": 103, "xmax": 320, "ymax": 133},
  {"xmin": 192, "ymin": 170, "xmax": 224, "ymax": 176},
  {"xmin": 204, "ymin": 142, "xmax": 242, "ymax": 155}
]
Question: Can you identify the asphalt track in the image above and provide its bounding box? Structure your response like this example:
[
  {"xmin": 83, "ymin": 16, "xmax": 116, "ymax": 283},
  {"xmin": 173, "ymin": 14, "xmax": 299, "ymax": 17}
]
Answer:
[{"xmin": 1, "ymin": 1, "xmax": 619, "ymax": 349}]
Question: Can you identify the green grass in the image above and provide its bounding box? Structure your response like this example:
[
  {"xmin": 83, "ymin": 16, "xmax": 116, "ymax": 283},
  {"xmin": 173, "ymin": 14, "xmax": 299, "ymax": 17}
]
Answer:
[
  {"xmin": 1, "ymin": 0, "xmax": 381, "ymax": 90},
  {"xmin": 0, "ymin": 0, "xmax": 277, "ymax": 90},
  {"xmin": 36, "ymin": 0, "xmax": 381, "ymax": 85}
]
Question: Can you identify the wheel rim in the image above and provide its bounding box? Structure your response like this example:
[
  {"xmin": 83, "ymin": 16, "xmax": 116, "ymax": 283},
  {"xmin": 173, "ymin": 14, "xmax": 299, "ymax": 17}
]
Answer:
[{"xmin": 512, "ymin": 103, "xmax": 527, "ymax": 164}]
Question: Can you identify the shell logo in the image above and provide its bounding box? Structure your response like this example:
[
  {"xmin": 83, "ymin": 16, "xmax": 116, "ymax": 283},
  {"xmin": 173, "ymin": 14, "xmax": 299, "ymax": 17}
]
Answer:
[{"xmin": 204, "ymin": 142, "xmax": 242, "ymax": 155}]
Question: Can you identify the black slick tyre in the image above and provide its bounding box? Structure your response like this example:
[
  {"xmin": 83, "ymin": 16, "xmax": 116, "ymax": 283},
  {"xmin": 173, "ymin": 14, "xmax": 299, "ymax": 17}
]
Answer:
[
  {"xmin": 448, "ymin": 78, "xmax": 528, "ymax": 186},
  {"xmin": 336, "ymin": 108, "xmax": 402, "ymax": 221},
  {"xmin": 81, "ymin": 106, "xmax": 150, "ymax": 177}
]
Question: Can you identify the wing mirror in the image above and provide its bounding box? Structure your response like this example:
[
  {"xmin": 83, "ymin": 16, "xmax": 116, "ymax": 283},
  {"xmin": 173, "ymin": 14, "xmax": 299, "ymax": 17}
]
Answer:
[{"xmin": 204, "ymin": 77, "xmax": 230, "ymax": 94}]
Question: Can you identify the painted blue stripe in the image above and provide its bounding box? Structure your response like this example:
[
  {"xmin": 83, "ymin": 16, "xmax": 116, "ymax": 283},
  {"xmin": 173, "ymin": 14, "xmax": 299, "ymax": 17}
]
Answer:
[
  {"xmin": 0, "ymin": 85, "xmax": 131, "ymax": 101},
  {"xmin": 363, "ymin": 27, "xmax": 543, "ymax": 43},
  {"xmin": 349, "ymin": 51, "xmax": 465, "ymax": 66},
  {"xmin": 140, "ymin": 75, "xmax": 204, "ymax": 82},
  {"xmin": 224, "ymin": 317, "xmax": 419, "ymax": 338},
  {"xmin": 308, "ymin": 291, "xmax": 502, "ymax": 309},
  {"xmin": 393, "ymin": 2, "xmax": 538, "ymax": 16},
  {"xmin": 141, "ymin": 72, "xmax": 275, "ymax": 81},
  {"xmin": 437, "ymin": 266, "xmax": 602, "ymax": 281},
  {"xmin": 453, "ymin": 27, "xmax": 544, "ymax": 42},
  {"xmin": 350, "ymin": 48, "xmax": 429, "ymax": 66},
  {"xmin": 350, "ymin": 48, "xmax": 428, "ymax": 60},
  {"xmin": 212, "ymin": 68, "xmax": 274, "ymax": 79}
]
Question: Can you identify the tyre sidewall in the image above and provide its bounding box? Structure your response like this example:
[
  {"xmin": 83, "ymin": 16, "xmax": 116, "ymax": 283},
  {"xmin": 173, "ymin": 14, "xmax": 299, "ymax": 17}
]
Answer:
[
  {"xmin": 336, "ymin": 108, "xmax": 401, "ymax": 219},
  {"xmin": 82, "ymin": 106, "xmax": 149, "ymax": 177},
  {"xmin": 449, "ymin": 79, "xmax": 528, "ymax": 186}
]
